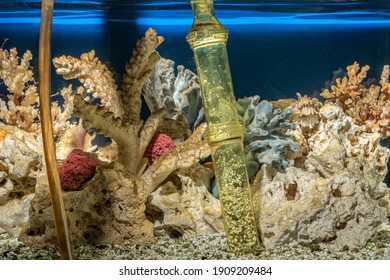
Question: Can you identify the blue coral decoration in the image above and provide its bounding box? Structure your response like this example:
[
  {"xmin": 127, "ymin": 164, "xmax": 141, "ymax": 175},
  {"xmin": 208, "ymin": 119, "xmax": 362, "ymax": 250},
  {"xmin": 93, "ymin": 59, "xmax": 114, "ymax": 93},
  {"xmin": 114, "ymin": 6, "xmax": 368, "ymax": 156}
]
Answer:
[{"xmin": 237, "ymin": 97, "xmax": 300, "ymax": 178}]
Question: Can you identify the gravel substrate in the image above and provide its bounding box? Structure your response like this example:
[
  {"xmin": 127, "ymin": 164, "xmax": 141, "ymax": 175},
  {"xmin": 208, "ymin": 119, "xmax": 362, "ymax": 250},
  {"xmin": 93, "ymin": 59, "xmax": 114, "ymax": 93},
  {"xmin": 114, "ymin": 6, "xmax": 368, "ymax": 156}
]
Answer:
[{"xmin": 1, "ymin": 230, "xmax": 390, "ymax": 260}]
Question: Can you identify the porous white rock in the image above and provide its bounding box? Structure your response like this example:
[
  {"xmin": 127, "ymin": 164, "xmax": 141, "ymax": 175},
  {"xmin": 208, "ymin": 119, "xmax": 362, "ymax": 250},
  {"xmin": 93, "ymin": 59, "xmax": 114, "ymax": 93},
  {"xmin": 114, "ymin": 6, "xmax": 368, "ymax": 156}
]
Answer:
[
  {"xmin": 255, "ymin": 103, "xmax": 390, "ymax": 250},
  {"xmin": 0, "ymin": 192, "xmax": 34, "ymax": 237},
  {"xmin": 19, "ymin": 162, "xmax": 156, "ymax": 246},
  {"xmin": 0, "ymin": 135, "xmax": 40, "ymax": 179},
  {"xmin": 16, "ymin": 124, "xmax": 210, "ymax": 246},
  {"xmin": 0, "ymin": 124, "xmax": 40, "ymax": 237},
  {"xmin": 147, "ymin": 166, "xmax": 224, "ymax": 238}
]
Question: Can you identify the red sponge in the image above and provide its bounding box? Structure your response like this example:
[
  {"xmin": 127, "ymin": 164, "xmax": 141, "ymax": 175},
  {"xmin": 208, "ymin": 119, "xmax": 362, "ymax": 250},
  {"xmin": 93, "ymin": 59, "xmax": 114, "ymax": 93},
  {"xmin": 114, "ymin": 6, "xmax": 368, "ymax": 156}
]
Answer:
[
  {"xmin": 59, "ymin": 149, "xmax": 99, "ymax": 191},
  {"xmin": 144, "ymin": 133, "xmax": 176, "ymax": 165}
]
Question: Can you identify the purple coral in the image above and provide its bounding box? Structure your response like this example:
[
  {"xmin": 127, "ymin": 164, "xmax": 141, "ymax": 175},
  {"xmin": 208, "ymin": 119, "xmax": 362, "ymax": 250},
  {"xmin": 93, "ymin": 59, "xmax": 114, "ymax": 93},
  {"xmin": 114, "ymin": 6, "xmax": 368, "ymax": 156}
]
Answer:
[
  {"xmin": 59, "ymin": 149, "xmax": 99, "ymax": 191},
  {"xmin": 144, "ymin": 133, "xmax": 176, "ymax": 164}
]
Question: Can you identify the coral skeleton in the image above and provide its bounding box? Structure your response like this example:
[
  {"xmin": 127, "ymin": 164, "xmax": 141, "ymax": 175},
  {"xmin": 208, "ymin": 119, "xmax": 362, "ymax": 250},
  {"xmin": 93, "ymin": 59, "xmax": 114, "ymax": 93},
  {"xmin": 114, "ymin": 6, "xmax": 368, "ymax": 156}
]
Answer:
[
  {"xmin": 0, "ymin": 47, "xmax": 39, "ymax": 132},
  {"xmin": 53, "ymin": 28, "xmax": 210, "ymax": 178},
  {"xmin": 53, "ymin": 28, "xmax": 165, "ymax": 173},
  {"xmin": 321, "ymin": 62, "xmax": 390, "ymax": 139},
  {"xmin": 0, "ymin": 46, "xmax": 76, "ymax": 137},
  {"xmin": 52, "ymin": 50, "xmax": 124, "ymax": 118},
  {"xmin": 288, "ymin": 93, "xmax": 323, "ymax": 141},
  {"xmin": 237, "ymin": 96, "xmax": 300, "ymax": 178},
  {"xmin": 143, "ymin": 57, "xmax": 204, "ymax": 131}
]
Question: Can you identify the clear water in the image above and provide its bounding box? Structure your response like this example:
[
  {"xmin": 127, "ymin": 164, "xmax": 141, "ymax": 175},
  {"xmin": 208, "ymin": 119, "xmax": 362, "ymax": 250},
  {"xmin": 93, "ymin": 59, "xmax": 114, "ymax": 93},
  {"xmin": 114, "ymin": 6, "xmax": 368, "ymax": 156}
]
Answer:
[{"xmin": 1, "ymin": 0, "xmax": 390, "ymax": 100}]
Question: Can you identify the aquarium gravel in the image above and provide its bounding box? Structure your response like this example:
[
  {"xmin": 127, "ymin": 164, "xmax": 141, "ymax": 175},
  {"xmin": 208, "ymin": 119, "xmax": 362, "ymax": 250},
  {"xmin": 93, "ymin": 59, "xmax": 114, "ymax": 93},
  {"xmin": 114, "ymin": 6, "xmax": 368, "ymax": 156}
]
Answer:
[{"xmin": 1, "ymin": 231, "xmax": 390, "ymax": 260}]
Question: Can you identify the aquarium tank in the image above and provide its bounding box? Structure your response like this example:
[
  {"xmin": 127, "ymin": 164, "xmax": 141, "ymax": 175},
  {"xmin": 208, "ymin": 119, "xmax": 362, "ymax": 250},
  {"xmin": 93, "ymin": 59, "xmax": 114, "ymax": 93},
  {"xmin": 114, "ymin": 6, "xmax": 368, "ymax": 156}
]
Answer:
[{"xmin": 1, "ymin": 0, "xmax": 390, "ymax": 260}]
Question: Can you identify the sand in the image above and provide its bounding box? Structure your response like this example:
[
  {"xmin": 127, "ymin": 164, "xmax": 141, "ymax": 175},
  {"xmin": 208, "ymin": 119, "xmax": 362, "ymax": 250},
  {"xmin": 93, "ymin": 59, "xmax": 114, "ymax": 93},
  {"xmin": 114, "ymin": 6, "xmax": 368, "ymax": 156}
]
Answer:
[{"xmin": 1, "ymin": 230, "xmax": 390, "ymax": 260}]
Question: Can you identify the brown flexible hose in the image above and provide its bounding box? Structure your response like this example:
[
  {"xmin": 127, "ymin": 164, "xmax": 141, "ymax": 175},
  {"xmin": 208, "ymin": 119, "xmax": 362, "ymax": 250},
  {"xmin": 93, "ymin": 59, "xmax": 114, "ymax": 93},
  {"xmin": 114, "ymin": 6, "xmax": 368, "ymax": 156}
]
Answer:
[{"xmin": 39, "ymin": 0, "xmax": 73, "ymax": 260}]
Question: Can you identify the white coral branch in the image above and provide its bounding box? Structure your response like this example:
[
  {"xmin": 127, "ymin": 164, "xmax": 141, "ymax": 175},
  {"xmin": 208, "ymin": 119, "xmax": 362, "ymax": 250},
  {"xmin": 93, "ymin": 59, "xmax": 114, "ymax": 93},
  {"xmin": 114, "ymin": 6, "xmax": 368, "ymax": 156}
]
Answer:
[
  {"xmin": 53, "ymin": 50, "xmax": 124, "ymax": 118},
  {"xmin": 0, "ymin": 48, "xmax": 34, "ymax": 98},
  {"xmin": 0, "ymin": 47, "xmax": 39, "ymax": 132},
  {"xmin": 51, "ymin": 85, "xmax": 77, "ymax": 138}
]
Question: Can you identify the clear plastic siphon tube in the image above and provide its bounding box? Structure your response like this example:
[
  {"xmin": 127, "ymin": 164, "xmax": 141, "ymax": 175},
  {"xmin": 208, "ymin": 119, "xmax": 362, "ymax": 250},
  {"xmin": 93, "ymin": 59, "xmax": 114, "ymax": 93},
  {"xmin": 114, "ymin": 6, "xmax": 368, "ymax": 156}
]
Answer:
[{"xmin": 186, "ymin": 0, "xmax": 261, "ymax": 254}]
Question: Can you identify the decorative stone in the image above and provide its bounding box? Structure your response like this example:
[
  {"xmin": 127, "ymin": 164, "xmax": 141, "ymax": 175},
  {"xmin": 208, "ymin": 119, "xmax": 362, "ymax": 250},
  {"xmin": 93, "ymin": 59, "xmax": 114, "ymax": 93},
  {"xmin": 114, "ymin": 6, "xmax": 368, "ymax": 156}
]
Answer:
[
  {"xmin": 0, "ymin": 134, "xmax": 40, "ymax": 179},
  {"xmin": 147, "ymin": 166, "xmax": 224, "ymax": 238},
  {"xmin": 255, "ymin": 103, "xmax": 390, "ymax": 250},
  {"xmin": 0, "ymin": 125, "xmax": 40, "ymax": 237},
  {"xmin": 15, "ymin": 125, "xmax": 210, "ymax": 247},
  {"xmin": 0, "ymin": 192, "xmax": 35, "ymax": 237},
  {"xmin": 19, "ymin": 162, "xmax": 155, "ymax": 246}
]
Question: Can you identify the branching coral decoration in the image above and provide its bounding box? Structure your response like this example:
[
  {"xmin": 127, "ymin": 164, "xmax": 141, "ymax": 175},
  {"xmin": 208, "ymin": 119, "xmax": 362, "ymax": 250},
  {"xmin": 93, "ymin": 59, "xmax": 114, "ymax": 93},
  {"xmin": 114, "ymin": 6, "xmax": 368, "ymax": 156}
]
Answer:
[
  {"xmin": 289, "ymin": 93, "xmax": 322, "ymax": 138},
  {"xmin": 321, "ymin": 62, "xmax": 369, "ymax": 109},
  {"xmin": 122, "ymin": 28, "xmax": 164, "ymax": 123},
  {"xmin": 50, "ymin": 85, "xmax": 77, "ymax": 138},
  {"xmin": 0, "ymin": 44, "xmax": 73, "ymax": 137},
  {"xmin": 0, "ymin": 47, "xmax": 39, "ymax": 132},
  {"xmin": 53, "ymin": 28, "xmax": 208, "ymax": 185},
  {"xmin": 0, "ymin": 46, "xmax": 76, "ymax": 136},
  {"xmin": 52, "ymin": 50, "xmax": 124, "ymax": 118},
  {"xmin": 321, "ymin": 62, "xmax": 390, "ymax": 139},
  {"xmin": 0, "ymin": 47, "xmax": 34, "ymax": 98},
  {"xmin": 53, "ymin": 29, "xmax": 165, "ymax": 174},
  {"xmin": 72, "ymin": 93, "xmax": 165, "ymax": 173}
]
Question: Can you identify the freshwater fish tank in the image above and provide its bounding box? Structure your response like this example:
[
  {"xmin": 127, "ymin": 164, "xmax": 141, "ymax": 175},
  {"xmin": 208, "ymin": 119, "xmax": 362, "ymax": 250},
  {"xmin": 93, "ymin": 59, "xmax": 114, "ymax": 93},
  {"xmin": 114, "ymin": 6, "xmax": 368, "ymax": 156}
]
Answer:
[{"xmin": 1, "ymin": 0, "xmax": 390, "ymax": 260}]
